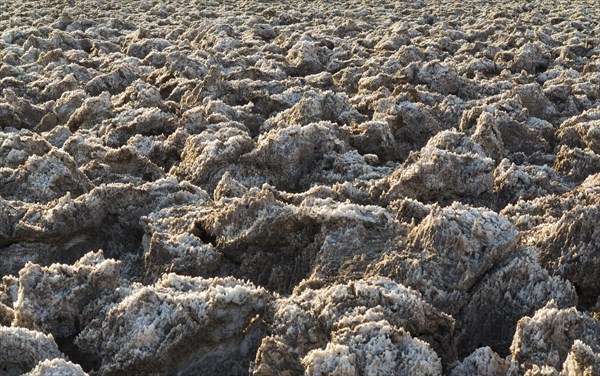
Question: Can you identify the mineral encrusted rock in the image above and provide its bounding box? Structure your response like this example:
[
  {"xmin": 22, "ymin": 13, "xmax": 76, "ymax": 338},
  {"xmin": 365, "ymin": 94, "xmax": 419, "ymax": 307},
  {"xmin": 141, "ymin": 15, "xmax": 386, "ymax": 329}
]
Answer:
[
  {"xmin": 448, "ymin": 347, "xmax": 512, "ymax": 376},
  {"xmin": 368, "ymin": 202, "xmax": 519, "ymax": 315},
  {"xmin": 75, "ymin": 274, "xmax": 271, "ymax": 376},
  {"xmin": 379, "ymin": 131, "xmax": 495, "ymax": 205},
  {"xmin": 13, "ymin": 251, "xmax": 120, "ymax": 338},
  {"xmin": 455, "ymin": 247, "xmax": 577, "ymax": 357},
  {"xmin": 0, "ymin": 326, "xmax": 64, "ymax": 375},
  {"xmin": 561, "ymin": 340, "xmax": 600, "ymax": 376},
  {"xmin": 1, "ymin": 0, "xmax": 600, "ymax": 374},
  {"xmin": 494, "ymin": 159, "xmax": 570, "ymax": 207},
  {"xmin": 0, "ymin": 178, "xmax": 208, "ymax": 278},
  {"xmin": 24, "ymin": 359, "xmax": 89, "ymax": 376},
  {"xmin": 502, "ymin": 174, "xmax": 600, "ymax": 308},
  {"xmin": 510, "ymin": 301, "xmax": 600, "ymax": 371},
  {"xmin": 252, "ymin": 277, "xmax": 453, "ymax": 375},
  {"xmin": 302, "ymin": 321, "xmax": 442, "ymax": 376}
]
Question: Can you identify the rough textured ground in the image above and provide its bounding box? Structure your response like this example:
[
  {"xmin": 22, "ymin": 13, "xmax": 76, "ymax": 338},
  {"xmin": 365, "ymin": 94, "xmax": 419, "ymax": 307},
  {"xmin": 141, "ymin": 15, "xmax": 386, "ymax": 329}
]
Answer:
[{"xmin": 0, "ymin": 0, "xmax": 599, "ymax": 374}]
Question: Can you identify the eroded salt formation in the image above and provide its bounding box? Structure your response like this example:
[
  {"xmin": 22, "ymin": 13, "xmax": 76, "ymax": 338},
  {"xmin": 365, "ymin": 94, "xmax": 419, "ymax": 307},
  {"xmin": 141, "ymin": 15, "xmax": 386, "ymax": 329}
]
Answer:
[
  {"xmin": 0, "ymin": 326, "xmax": 64, "ymax": 375},
  {"xmin": 251, "ymin": 277, "xmax": 453, "ymax": 374},
  {"xmin": 1, "ymin": 0, "xmax": 599, "ymax": 374},
  {"xmin": 75, "ymin": 274, "xmax": 271, "ymax": 375},
  {"xmin": 24, "ymin": 359, "xmax": 88, "ymax": 376}
]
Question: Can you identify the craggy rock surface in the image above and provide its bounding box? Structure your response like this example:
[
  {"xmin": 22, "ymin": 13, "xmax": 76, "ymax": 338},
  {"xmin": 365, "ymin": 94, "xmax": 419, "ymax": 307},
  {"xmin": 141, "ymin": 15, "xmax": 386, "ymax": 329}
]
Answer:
[
  {"xmin": 13, "ymin": 251, "xmax": 120, "ymax": 338},
  {"xmin": 0, "ymin": 0, "xmax": 599, "ymax": 374},
  {"xmin": 75, "ymin": 274, "xmax": 271, "ymax": 376},
  {"xmin": 0, "ymin": 326, "xmax": 65, "ymax": 375},
  {"xmin": 24, "ymin": 359, "xmax": 89, "ymax": 376},
  {"xmin": 251, "ymin": 277, "xmax": 453, "ymax": 375}
]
